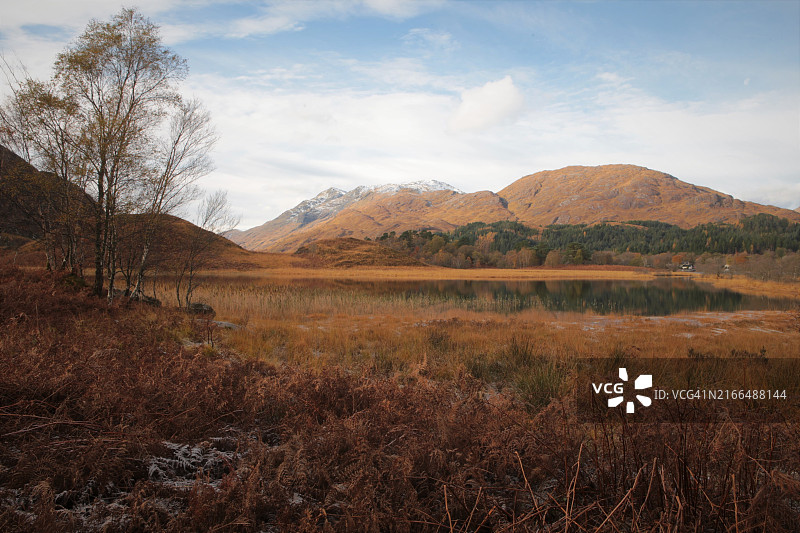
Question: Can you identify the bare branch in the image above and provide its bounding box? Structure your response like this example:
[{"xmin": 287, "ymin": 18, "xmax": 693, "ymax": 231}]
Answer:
[{"xmin": 196, "ymin": 189, "xmax": 240, "ymax": 235}]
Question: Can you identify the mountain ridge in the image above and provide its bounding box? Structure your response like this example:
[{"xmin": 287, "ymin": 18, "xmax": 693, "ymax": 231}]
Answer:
[
  {"xmin": 229, "ymin": 164, "xmax": 800, "ymax": 253},
  {"xmin": 226, "ymin": 179, "xmax": 461, "ymax": 250}
]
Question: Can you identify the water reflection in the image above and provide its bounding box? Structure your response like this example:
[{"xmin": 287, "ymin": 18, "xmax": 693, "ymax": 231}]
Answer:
[{"xmin": 289, "ymin": 278, "xmax": 797, "ymax": 316}]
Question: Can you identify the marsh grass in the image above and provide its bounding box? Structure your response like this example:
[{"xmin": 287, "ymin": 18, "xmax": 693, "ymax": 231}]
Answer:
[{"xmin": 153, "ymin": 274, "xmax": 800, "ymax": 375}]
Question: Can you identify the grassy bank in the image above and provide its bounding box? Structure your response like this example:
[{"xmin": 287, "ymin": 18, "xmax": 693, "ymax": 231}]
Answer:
[
  {"xmin": 205, "ymin": 264, "xmax": 656, "ymax": 281},
  {"xmin": 698, "ymin": 274, "xmax": 800, "ymax": 300}
]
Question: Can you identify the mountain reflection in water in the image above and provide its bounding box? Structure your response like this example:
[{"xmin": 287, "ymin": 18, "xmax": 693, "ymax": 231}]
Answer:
[{"xmin": 289, "ymin": 278, "xmax": 797, "ymax": 316}]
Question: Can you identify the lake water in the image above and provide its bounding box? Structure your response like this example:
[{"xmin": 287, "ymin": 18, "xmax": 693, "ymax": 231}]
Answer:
[{"xmin": 295, "ymin": 278, "xmax": 798, "ymax": 316}]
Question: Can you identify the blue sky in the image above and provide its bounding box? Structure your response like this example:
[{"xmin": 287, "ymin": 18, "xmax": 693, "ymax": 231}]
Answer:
[{"xmin": 1, "ymin": 0, "xmax": 798, "ymax": 227}]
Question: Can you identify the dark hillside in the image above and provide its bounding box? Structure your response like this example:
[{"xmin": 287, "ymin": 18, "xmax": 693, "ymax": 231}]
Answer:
[
  {"xmin": 0, "ymin": 144, "xmax": 53, "ymax": 241},
  {"xmin": 0, "ymin": 144, "xmax": 265, "ymax": 271}
]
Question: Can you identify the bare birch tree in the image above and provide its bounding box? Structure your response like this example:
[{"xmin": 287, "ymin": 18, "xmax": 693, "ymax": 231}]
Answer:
[
  {"xmin": 174, "ymin": 190, "xmax": 239, "ymax": 308},
  {"xmin": 0, "ymin": 73, "xmax": 90, "ymax": 272},
  {"xmin": 53, "ymin": 8, "xmax": 188, "ymax": 300},
  {"xmin": 129, "ymin": 98, "xmax": 216, "ymax": 299},
  {"xmin": 1, "ymin": 9, "xmax": 218, "ymax": 303}
]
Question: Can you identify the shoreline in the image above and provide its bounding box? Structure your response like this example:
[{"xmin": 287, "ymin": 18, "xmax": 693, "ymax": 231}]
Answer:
[{"xmin": 198, "ymin": 265, "xmax": 800, "ymax": 300}]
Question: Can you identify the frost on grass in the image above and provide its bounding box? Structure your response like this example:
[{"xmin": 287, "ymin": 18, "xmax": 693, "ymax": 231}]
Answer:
[{"xmin": 147, "ymin": 439, "xmax": 239, "ymax": 488}]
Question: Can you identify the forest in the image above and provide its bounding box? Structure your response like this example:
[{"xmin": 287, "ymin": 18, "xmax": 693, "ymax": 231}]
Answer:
[{"xmin": 374, "ymin": 214, "xmax": 800, "ymax": 277}]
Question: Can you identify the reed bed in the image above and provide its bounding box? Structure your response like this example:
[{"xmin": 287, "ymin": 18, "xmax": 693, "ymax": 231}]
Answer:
[{"xmin": 150, "ymin": 274, "xmax": 800, "ymax": 394}]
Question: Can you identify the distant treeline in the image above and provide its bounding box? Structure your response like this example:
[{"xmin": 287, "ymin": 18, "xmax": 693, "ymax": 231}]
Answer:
[
  {"xmin": 372, "ymin": 214, "xmax": 800, "ymax": 270},
  {"xmin": 539, "ymin": 214, "xmax": 800, "ymax": 255}
]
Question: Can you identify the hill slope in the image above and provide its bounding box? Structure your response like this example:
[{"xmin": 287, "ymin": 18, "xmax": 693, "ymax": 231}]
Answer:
[
  {"xmin": 232, "ymin": 165, "xmax": 800, "ymax": 252},
  {"xmin": 294, "ymin": 237, "xmax": 424, "ymax": 268},
  {"xmin": 0, "ymin": 144, "xmax": 96, "ymax": 244},
  {"xmin": 499, "ymin": 165, "xmax": 797, "ymax": 227},
  {"xmin": 268, "ymin": 188, "xmax": 513, "ymax": 252},
  {"xmin": 0, "ymin": 144, "xmax": 287, "ymax": 269},
  {"xmin": 0, "ymin": 145, "xmax": 42, "ymax": 241}
]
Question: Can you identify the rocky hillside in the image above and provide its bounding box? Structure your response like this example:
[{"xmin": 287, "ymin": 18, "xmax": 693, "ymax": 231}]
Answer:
[
  {"xmin": 271, "ymin": 189, "xmax": 515, "ymax": 253},
  {"xmin": 231, "ymin": 165, "xmax": 800, "ymax": 252}
]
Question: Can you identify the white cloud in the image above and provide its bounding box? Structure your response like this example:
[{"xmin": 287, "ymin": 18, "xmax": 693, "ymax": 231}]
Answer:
[
  {"xmin": 448, "ymin": 76, "xmax": 525, "ymax": 132},
  {"xmin": 740, "ymin": 181, "xmax": 800, "ymax": 210},
  {"xmin": 227, "ymin": 13, "xmax": 305, "ymax": 39},
  {"xmin": 181, "ymin": 63, "xmax": 800, "ymax": 229},
  {"xmin": 591, "ymin": 87, "xmax": 800, "ymax": 206},
  {"xmin": 170, "ymin": 0, "xmax": 445, "ymax": 41},
  {"xmin": 0, "ymin": 0, "xmax": 444, "ymax": 63},
  {"xmin": 0, "ymin": 0, "xmax": 176, "ymax": 28},
  {"xmin": 595, "ymin": 71, "xmax": 630, "ymax": 86},
  {"xmin": 402, "ymin": 28, "xmax": 458, "ymax": 54},
  {"xmin": 0, "ymin": 0, "xmax": 197, "ymax": 78},
  {"xmin": 182, "ymin": 69, "xmax": 553, "ymax": 227},
  {"xmin": 361, "ymin": 0, "xmax": 445, "ymax": 19},
  {"xmin": 183, "ymin": 73, "xmax": 460, "ymax": 226},
  {"xmin": 343, "ymin": 56, "xmax": 461, "ymax": 91}
]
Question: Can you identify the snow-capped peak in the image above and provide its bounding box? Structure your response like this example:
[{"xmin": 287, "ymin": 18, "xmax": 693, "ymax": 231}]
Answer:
[
  {"xmin": 277, "ymin": 180, "xmax": 462, "ymax": 226},
  {"xmin": 369, "ymin": 180, "xmax": 463, "ymax": 195}
]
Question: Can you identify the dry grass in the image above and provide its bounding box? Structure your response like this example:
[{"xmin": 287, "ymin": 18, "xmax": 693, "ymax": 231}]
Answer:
[
  {"xmin": 698, "ymin": 273, "xmax": 800, "ymax": 299},
  {"xmin": 294, "ymin": 238, "xmax": 424, "ymax": 268},
  {"xmin": 2, "ymin": 263, "xmax": 799, "ymax": 531},
  {"xmin": 155, "ymin": 273, "xmax": 800, "ymax": 377}
]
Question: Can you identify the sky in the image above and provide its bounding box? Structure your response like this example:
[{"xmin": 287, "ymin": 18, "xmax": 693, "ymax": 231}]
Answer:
[{"xmin": 1, "ymin": 0, "xmax": 799, "ymax": 228}]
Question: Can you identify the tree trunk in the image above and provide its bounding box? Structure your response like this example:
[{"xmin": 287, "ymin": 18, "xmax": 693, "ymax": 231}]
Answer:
[
  {"xmin": 131, "ymin": 240, "xmax": 150, "ymax": 298},
  {"xmin": 151, "ymin": 266, "xmax": 159, "ymax": 300},
  {"xmin": 93, "ymin": 169, "xmax": 105, "ymax": 297},
  {"xmin": 175, "ymin": 274, "xmax": 182, "ymax": 308},
  {"xmin": 106, "ymin": 219, "xmax": 117, "ymax": 305}
]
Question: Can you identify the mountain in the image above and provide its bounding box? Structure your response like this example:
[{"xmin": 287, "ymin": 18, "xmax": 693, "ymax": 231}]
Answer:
[
  {"xmin": 227, "ymin": 180, "xmax": 474, "ymax": 251},
  {"xmin": 498, "ymin": 165, "xmax": 796, "ymax": 227},
  {"xmin": 0, "ymin": 144, "xmax": 281, "ymax": 270},
  {"xmin": 231, "ymin": 165, "xmax": 800, "ymax": 253}
]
